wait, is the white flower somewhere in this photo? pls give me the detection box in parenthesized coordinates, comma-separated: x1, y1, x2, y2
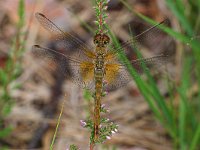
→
(106, 136, 111, 140)
(111, 130, 115, 134)
(101, 104, 106, 108)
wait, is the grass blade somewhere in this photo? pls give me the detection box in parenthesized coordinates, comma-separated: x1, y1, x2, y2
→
(50, 98, 66, 150)
(165, 0, 193, 35)
(189, 124, 200, 150)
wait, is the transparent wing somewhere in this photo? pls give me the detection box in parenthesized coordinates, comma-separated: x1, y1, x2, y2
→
(35, 12, 96, 60)
(68, 61, 96, 90)
(108, 20, 170, 59)
(32, 45, 95, 90)
(105, 55, 169, 90)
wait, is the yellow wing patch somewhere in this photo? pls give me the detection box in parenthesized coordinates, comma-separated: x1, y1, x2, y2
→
(80, 62, 95, 81)
(105, 64, 120, 84)
(85, 50, 96, 59)
(105, 51, 117, 60)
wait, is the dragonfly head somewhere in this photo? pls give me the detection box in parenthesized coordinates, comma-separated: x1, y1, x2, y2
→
(94, 33, 110, 47)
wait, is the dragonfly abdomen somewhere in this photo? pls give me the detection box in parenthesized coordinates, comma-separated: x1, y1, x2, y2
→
(93, 65, 104, 141)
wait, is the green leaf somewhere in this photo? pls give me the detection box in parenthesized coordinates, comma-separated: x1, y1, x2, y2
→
(12, 64, 22, 79)
(11, 82, 22, 90)
(5, 59, 12, 72)
(0, 69, 8, 86)
(83, 89, 93, 101)
(69, 144, 78, 150)
(2, 102, 13, 116)
(17, 0, 25, 28)
(0, 126, 13, 138)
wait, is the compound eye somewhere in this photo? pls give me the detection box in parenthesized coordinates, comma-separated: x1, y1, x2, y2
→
(94, 39, 98, 44)
(104, 40, 108, 45)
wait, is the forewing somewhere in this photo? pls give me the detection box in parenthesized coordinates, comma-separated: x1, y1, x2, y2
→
(35, 12, 95, 60)
(32, 45, 95, 90)
(108, 20, 170, 59)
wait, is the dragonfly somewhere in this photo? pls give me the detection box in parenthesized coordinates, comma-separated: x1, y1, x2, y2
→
(32, 12, 169, 142)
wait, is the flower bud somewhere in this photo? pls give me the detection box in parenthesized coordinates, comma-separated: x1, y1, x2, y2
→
(80, 120, 87, 127)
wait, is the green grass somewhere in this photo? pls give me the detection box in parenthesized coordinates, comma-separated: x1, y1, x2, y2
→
(50, 98, 66, 150)
(118, 0, 200, 149)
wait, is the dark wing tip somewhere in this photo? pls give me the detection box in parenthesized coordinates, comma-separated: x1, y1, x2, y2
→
(161, 18, 170, 26)
(32, 45, 42, 53)
(33, 44, 40, 48)
(35, 12, 45, 18)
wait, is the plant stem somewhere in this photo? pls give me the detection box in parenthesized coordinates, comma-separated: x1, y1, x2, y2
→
(99, 1, 103, 34)
(90, 142, 94, 150)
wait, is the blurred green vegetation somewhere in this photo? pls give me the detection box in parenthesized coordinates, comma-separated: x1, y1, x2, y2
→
(0, 0, 26, 145)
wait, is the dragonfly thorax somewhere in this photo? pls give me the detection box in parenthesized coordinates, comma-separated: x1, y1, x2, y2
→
(95, 54, 105, 69)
